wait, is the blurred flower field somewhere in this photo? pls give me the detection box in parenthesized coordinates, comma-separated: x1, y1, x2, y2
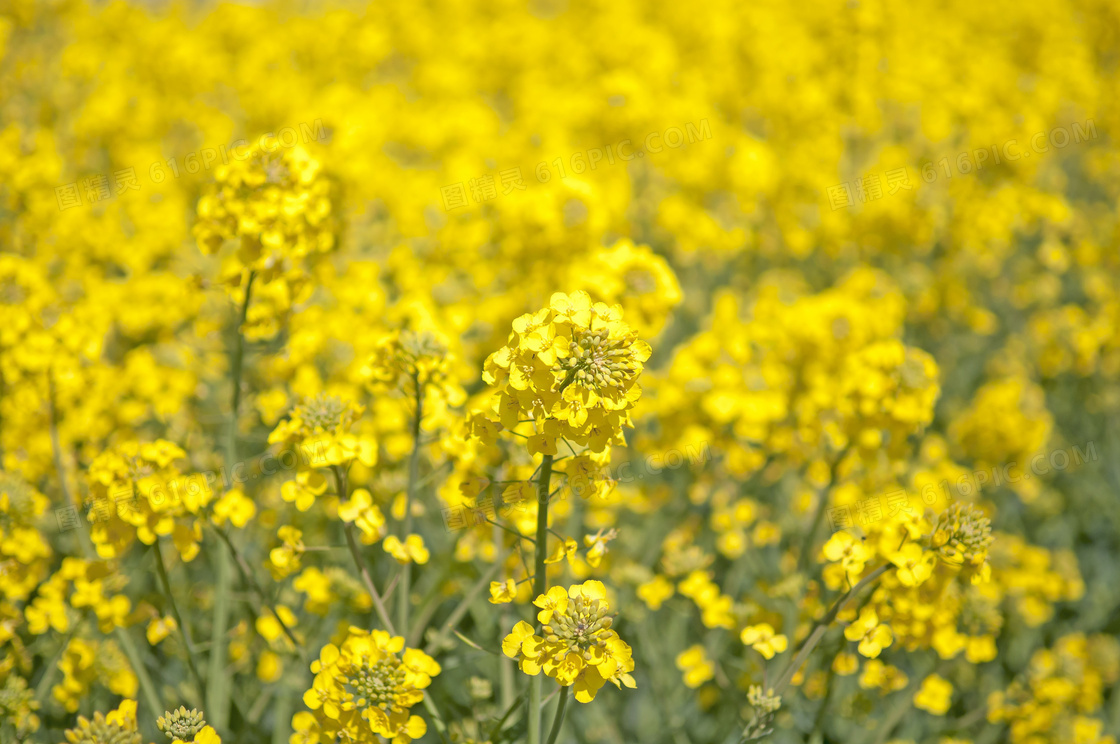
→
(2, 0, 1120, 743)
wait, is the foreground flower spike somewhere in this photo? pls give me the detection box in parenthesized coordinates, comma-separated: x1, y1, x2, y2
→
(62, 700, 146, 744)
(481, 290, 651, 454)
(502, 581, 636, 702)
(300, 627, 440, 744)
(269, 394, 377, 510)
(928, 501, 994, 581)
(156, 706, 220, 744)
(194, 142, 333, 278)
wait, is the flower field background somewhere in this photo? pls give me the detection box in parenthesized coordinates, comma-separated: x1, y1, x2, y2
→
(2, 0, 1120, 743)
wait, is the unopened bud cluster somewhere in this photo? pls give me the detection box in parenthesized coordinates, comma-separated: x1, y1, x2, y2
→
(157, 707, 206, 742)
(64, 712, 142, 744)
(747, 685, 782, 714)
(562, 332, 639, 390)
(293, 393, 353, 434)
(543, 593, 614, 656)
(927, 502, 994, 565)
(347, 653, 409, 712)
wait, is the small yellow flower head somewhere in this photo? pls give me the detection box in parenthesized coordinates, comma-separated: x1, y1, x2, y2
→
(583, 527, 619, 568)
(914, 674, 954, 715)
(480, 291, 651, 454)
(269, 394, 376, 481)
(844, 607, 894, 658)
(383, 534, 429, 565)
(0, 674, 39, 739)
(676, 645, 715, 688)
(157, 707, 206, 741)
(0, 472, 51, 603)
(888, 543, 937, 588)
(928, 502, 994, 567)
(194, 142, 334, 281)
(488, 579, 517, 604)
(740, 624, 789, 660)
(636, 575, 675, 610)
(338, 488, 386, 544)
(302, 628, 439, 744)
(146, 615, 178, 646)
(269, 526, 305, 580)
(365, 330, 465, 404)
(502, 581, 636, 702)
(85, 441, 207, 562)
(53, 639, 138, 712)
(286, 394, 360, 437)
(63, 700, 142, 744)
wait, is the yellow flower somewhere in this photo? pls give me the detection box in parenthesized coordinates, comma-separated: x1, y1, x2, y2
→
(859, 659, 909, 693)
(147, 614, 178, 646)
(889, 543, 937, 587)
(503, 581, 636, 702)
(269, 526, 305, 580)
(210, 488, 256, 528)
(479, 290, 650, 455)
(268, 394, 376, 477)
(636, 575, 675, 610)
(844, 607, 894, 659)
(301, 628, 439, 744)
(533, 586, 570, 624)
(488, 579, 517, 604)
(832, 652, 859, 675)
(194, 141, 334, 293)
(64, 700, 147, 744)
(676, 645, 715, 688)
(338, 488, 386, 544)
(383, 535, 429, 565)
(583, 528, 619, 568)
(822, 530, 869, 574)
(914, 674, 954, 715)
(740, 623, 789, 660)
(544, 536, 579, 565)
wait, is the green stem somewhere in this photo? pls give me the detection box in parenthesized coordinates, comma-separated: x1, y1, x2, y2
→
(272, 687, 292, 744)
(545, 685, 570, 744)
(399, 374, 424, 637)
(528, 453, 555, 744)
(346, 523, 397, 635)
(333, 465, 397, 635)
(420, 555, 504, 651)
(209, 524, 301, 649)
(489, 691, 525, 742)
(796, 450, 846, 575)
(114, 624, 163, 724)
(772, 562, 891, 696)
(153, 540, 207, 703)
(209, 270, 254, 731)
(422, 691, 451, 744)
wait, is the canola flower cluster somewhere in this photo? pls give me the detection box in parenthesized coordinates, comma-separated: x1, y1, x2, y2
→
(1, 0, 1120, 743)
